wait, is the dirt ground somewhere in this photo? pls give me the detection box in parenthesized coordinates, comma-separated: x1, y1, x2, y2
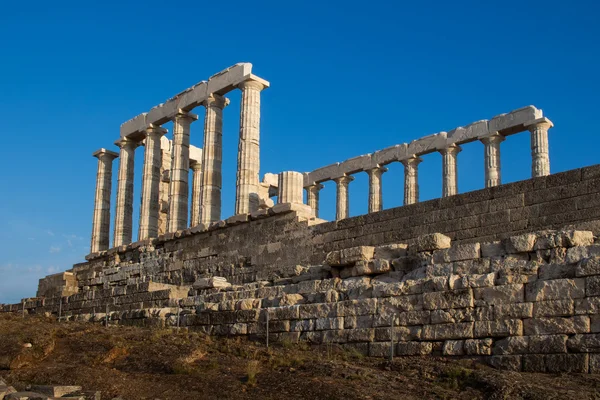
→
(0, 314, 598, 400)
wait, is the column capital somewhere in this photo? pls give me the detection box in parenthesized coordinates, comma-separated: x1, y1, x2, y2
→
(525, 117, 554, 131)
(401, 156, 422, 168)
(306, 183, 325, 191)
(366, 165, 388, 175)
(202, 94, 230, 109)
(143, 124, 168, 137)
(480, 132, 505, 145)
(114, 137, 140, 150)
(439, 144, 462, 156)
(237, 76, 269, 91)
(191, 161, 202, 171)
(334, 175, 355, 185)
(92, 148, 118, 160)
(173, 109, 199, 122)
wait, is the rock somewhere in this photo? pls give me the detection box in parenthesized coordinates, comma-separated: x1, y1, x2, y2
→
(422, 289, 474, 310)
(442, 340, 464, 355)
(493, 336, 529, 355)
(422, 322, 473, 340)
(22, 343, 32, 348)
(481, 241, 505, 258)
(576, 256, 600, 277)
(567, 333, 600, 353)
(503, 233, 537, 253)
(464, 338, 492, 355)
(561, 230, 594, 247)
(411, 233, 451, 253)
(396, 341, 432, 355)
(374, 244, 408, 260)
(340, 246, 375, 265)
(525, 278, 586, 302)
(494, 303, 533, 319)
(474, 285, 524, 305)
(29, 386, 82, 398)
(528, 334, 567, 353)
(524, 316, 590, 335)
(433, 243, 480, 263)
(488, 355, 522, 371)
(587, 276, 600, 296)
(474, 320, 523, 337)
(192, 277, 231, 290)
(6, 393, 49, 400)
(533, 300, 574, 317)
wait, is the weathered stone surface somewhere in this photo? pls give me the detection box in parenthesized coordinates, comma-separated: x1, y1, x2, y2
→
(576, 256, 600, 277)
(374, 244, 408, 260)
(493, 336, 529, 355)
(528, 334, 567, 353)
(5, 393, 49, 400)
(30, 386, 82, 398)
(538, 264, 576, 280)
(481, 242, 505, 258)
(587, 276, 600, 296)
(464, 338, 492, 355)
(503, 233, 537, 253)
(340, 246, 375, 265)
(422, 289, 473, 310)
(442, 340, 464, 355)
(474, 285, 524, 305)
(396, 341, 432, 356)
(192, 277, 231, 290)
(523, 354, 589, 373)
(494, 303, 533, 319)
(523, 316, 590, 335)
(567, 333, 600, 353)
(474, 320, 523, 337)
(487, 355, 522, 371)
(433, 243, 480, 263)
(525, 278, 586, 302)
(422, 322, 473, 340)
(411, 233, 451, 253)
(533, 300, 574, 317)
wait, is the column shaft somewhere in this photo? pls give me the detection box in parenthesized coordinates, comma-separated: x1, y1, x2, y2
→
(367, 166, 386, 213)
(91, 149, 118, 253)
(334, 175, 354, 220)
(113, 138, 138, 247)
(481, 133, 505, 188)
(190, 162, 202, 227)
(527, 118, 553, 178)
(278, 171, 304, 204)
(402, 156, 422, 205)
(440, 145, 461, 197)
(168, 111, 198, 232)
(138, 125, 167, 240)
(200, 95, 229, 225)
(306, 184, 323, 218)
(235, 80, 266, 215)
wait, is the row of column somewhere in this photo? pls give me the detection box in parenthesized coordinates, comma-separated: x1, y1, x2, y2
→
(90, 79, 267, 253)
(304, 118, 553, 221)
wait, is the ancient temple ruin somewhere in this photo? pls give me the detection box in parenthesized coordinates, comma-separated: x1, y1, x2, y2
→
(4, 63, 600, 374)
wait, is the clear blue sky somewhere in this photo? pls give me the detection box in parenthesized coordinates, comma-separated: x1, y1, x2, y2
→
(1, 0, 598, 304)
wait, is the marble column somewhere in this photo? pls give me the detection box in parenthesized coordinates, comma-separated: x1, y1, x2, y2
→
(91, 148, 118, 253)
(306, 184, 324, 218)
(138, 125, 167, 240)
(334, 175, 354, 220)
(480, 133, 505, 188)
(190, 161, 202, 227)
(199, 94, 229, 225)
(278, 171, 304, 204)
(440, 144, 462, 197)
(113, 138, 139, 247)
(367, 166, 387, 213)
(235, 80, 267, 215)
(167, 111, 198, 233)
(526, 117, 553, 178)
(401, 156, 422, 205)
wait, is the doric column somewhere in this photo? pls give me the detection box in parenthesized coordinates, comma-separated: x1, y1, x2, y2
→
(367, 166, 387, 213)
(306, 184, 324, 218)
(167, 110, 198, 233)
(440, 144, 462, 197)
(91, 148, 118, 253)
(334, 175, 354, 220)
(278, 171, 304, 204)
(480, 133, 505, 188)
(401, 156, 422, 205)
(138, 125, 167, 240)
(199, 94, 229, 225)
(190, 161, 202, 227)
(526, 117, 553, 178)
(113, 138, 139, 247)
(235, 79, 267, 215)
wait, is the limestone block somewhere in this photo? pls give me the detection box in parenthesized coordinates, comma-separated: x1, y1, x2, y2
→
(298, 303, 334, 319)
(480, 241, 506, 258)
(442, 340, 465, 356)
(590, 354, 600, 373)
(192, 277, 231, 290)
(5, 392, 50, 400)
(464, 338, 493, 355)
(336, 299, 377, 316)
(372, 144, 408, 166)
(290, 319, 314, 332)
(377, 295, 424, 320)
(528, 334, 568, 353)
(406, 132, 447, 155)
(487, 355, 522, 371)
(473, 284, 524, 305)
(433, 243, 480, 263)
(307, 163, 341, 184)
(493, 336, 529, 355)
(593, 315, 600, 332)
(447, 120, 488, 145)
(339, 154, 371, 175)
(397, 310, 431, 326)
(268, 305, 299, 321)
(523, 354, 588, 373)
(422, 322, 473, 340)
(576, 256, 600, 277)
(523, 316, 590, 335)
(533, 300, 574, 318)
(562, 230, 594, 247)
(488, 105, 543, 135)
(574, 297, 600, 315)
(315, 317, 343, 330)
(587, 276, 600, 296)
(525, 278, 586, 302)
(325, 251, 341, 266)
(369, 342, 394, 357)
(346, 328, 375, 342)
(341, 246, 375, 265)
(534, 232, 564, 250)
(474, 319, 523, 337)
(396, 341, 433, 356)
(374, 244, 408, 260)
(453, 259, 492, 275)
(537, 264, 576, 280)
(503, 233, 537, 254)
(448, 275, 468, 290)
(344, 315, 374, 329)
(565, 245, 600, 264)
(566, 333, 600, 353)
(423, 289, 474, 310)
(411, 233, 451, 253)
(375, 326, 421, 341)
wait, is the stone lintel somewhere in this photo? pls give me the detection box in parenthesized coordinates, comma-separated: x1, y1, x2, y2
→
(406, 132, 448, 155)
(488, 105, 543, 136)
(447, 120, 489, 145)
(92, 148, 119, 159)
(189, 145, 203, 165)
(339, 154, 372, 175)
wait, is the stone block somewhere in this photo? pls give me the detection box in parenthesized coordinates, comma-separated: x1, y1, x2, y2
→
(336, 298, 377, 317)
(5, 392, 50, 400)
(528, 334, 567, 353)
(422, 289, 473, 310)
(488, 105, 542, 134)
(593, 315, 600, 332)
(397, 310, 430, 326)
(576, 256, 600, 277)
(481, 241, 505, 258)
(574, 297, 600, 315)
(345, 328, 375, 342)
(442, 340, 465, 355)
(590, 354, 600, 373)
(464, 338, 493, 355)
(340, 246, 375, 265)
(525, 278, 586, 302)
(567, 333, 600, 353)
(374, 244, 408, 260)
(587, 276, 600, 296)
(503, 233, 537, 254)
(562, 230, 595, 247)
(474, 319, 523, 337)
(474, 284, 524, 305)
(433, 243, 480, 263)
(533, 300, 574, 317)
(537, 264, 576, 280)
(422, 322, 473, 340)
(315, 317, 343, 330)
(192, 277, 231, 290)
(524, 354, 589, 373)
(396, 341, 433, 356)
(493, 336, 529, 355)
(523, 316, 590, 335)
(411, 233, 451, 253)
(375, 326, 421, 342)
(487, 355, 522, 371)
(298, 303, 334, 319)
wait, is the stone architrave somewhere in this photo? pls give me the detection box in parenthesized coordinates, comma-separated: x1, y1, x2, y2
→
(401, 156, 422, 205)
(278, 171, 304, 204)
(190, 161, 202, 227)
(306, 184, 324, 218)
(526, 117, 553, 178)
(138, 125, 167, 240)
(440, 144, 462, 197)
(480, 132, 505, 188)
(199, 94, 229, 225)
(334, 175, 354, 220)
(367, 166, 387, 213)
(113, 138, 139, 247)
(91, 148, 118, 253)
(167, 110, 198, 233)
(235, 80, 267, 215)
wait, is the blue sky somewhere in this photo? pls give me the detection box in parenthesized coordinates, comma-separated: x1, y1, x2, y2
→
(1, 0, 599, 304)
